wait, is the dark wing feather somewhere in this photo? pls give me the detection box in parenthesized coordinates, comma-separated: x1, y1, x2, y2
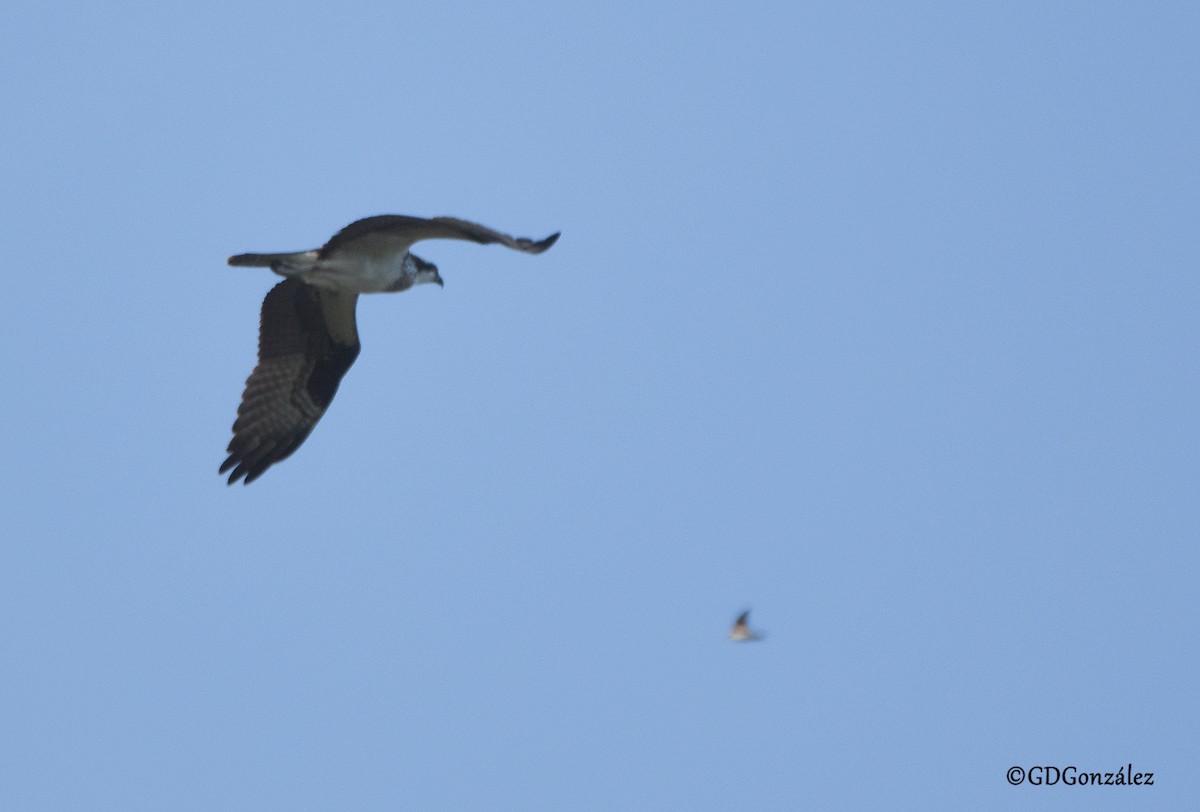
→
(319, 214, 560, 259)
(220, 278, 360, 485)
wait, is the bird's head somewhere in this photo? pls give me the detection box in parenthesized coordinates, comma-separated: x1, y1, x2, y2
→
(406, 253, 444, 288)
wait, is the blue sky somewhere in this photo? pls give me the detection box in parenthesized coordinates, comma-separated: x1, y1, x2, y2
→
(2, 1, 1197, 809)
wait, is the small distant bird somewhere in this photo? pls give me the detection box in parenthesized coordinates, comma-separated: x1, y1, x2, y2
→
(220, 214, 560, 484)
(729, 610, 765, 642)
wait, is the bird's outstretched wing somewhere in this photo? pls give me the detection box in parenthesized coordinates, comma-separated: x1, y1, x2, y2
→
(221, 278, 361, 485)
(319, 215, 560, 260)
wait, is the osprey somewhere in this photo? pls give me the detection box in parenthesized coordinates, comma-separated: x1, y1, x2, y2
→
(220, 214, 559, 485)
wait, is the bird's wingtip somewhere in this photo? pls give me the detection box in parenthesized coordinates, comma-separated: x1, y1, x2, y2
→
(532, 231, 561, 253)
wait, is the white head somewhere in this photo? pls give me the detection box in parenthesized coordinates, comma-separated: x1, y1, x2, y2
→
(405, 253, 444, 288)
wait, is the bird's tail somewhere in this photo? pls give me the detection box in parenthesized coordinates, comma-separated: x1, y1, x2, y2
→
(227, 250, 319, 274)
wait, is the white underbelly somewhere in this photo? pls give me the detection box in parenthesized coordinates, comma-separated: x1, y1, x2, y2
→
(303, 254, 407, 293)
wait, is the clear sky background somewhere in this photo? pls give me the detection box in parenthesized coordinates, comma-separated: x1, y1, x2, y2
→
(2, 2, 1197, 809)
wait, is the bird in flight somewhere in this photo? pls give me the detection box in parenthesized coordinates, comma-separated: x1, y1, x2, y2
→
(220, 214, 560, 485)
(729, 610, 765, 642)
